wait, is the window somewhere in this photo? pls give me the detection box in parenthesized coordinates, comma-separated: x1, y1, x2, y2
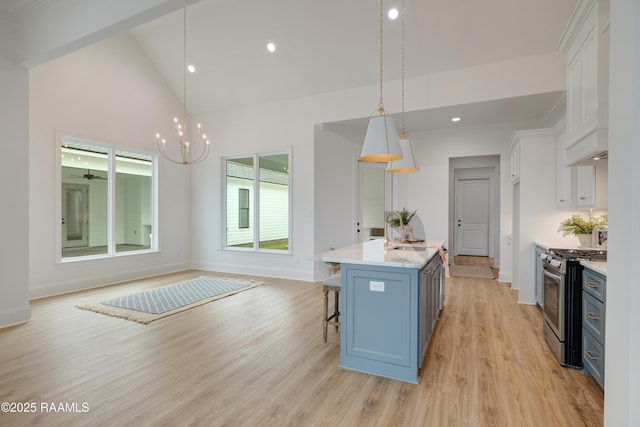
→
(59, 133, 155, 261)
(238, 188, 250, 229)
(224, 152, 290, 252)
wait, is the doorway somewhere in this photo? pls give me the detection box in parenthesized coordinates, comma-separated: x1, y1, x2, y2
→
(455, 177, 490, 256)
(62, 183, 89, 249)
(356, 161, 390, 243)
(449, 157, 500, 263)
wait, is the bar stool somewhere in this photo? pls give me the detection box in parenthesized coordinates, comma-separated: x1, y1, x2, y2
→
(323, 273, 341, 342)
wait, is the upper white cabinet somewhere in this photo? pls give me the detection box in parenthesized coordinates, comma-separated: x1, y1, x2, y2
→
(558, 0, 609, 166)
(555, 116, 607, 209)
(510, 142, 520, 183)
(575, 165, 596, 207)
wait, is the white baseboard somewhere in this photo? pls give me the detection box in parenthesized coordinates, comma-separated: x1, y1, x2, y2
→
(0, 305, 31, 329)
(190, 261, 316, 282)
(29, 262, 190, 300)
(498, 271, 512, 283)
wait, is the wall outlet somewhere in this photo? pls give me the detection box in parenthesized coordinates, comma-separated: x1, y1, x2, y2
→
(369, 281, 385, 292)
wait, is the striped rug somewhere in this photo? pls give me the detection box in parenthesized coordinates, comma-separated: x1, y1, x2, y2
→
(77, 276, 264, 324)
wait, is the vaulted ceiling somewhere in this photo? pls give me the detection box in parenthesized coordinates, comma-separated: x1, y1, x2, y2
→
(2, 0, 579, 131)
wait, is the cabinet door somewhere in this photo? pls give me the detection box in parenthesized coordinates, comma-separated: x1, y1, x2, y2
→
(580, 26, 598, 131)
(576, 165, 595, 207)
(567, 50, 582, 140)
(510, 144, 520, 183)
(557, 165, 574, 208)
(535, 246, 545, 307)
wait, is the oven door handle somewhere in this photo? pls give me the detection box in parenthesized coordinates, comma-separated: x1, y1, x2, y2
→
(543, 268, 562, 282)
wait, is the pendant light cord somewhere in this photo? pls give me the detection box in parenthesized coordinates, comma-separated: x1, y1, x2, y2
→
(401, 0, 406, 133)
(183, 8, 187, 133)
(378, 0, 384, 111)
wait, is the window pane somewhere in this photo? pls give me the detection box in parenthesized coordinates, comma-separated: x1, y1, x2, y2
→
(115, 150, 153, 253)
(226, 157, 254, 248)
(238, 188, 250, 229)
(259, 153, 289, 250)
(60, 142, 109, 258)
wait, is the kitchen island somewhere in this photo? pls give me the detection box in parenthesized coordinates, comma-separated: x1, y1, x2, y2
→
(319, 239, 445, 384)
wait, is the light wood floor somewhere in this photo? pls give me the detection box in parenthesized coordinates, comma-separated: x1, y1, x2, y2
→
(0, 270, 603, 426)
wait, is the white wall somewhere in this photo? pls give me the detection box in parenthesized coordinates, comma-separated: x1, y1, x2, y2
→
(511, 129, 578, 304)
(0, 14, 31, 326)
(28, 33, 192, 298)
(190, 53, 568, 282)
(605, 0, 639, 424)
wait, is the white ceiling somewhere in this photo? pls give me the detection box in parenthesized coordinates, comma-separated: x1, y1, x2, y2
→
(3, 0, 579, 132)
(127, 0, 578, 132)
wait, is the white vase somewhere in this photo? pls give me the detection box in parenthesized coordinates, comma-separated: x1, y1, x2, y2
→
(577, 234, 592, 247)
(400, 224, 414, 240)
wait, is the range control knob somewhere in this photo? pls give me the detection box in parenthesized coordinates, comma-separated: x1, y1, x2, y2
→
(550, 259, 562, 268)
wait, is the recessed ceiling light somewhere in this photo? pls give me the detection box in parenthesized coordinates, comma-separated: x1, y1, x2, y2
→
(451, 117, 461, 122)
(267, 42, 276, 53)
(388, 8, 399, 20)
(187, 64, 196, 73)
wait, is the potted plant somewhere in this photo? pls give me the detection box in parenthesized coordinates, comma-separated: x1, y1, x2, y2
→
(389, 207, 417, 240)
(558, 214, 608, 247)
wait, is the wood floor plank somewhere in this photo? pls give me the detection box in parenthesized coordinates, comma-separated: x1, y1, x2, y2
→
(0, 270, 603, 426)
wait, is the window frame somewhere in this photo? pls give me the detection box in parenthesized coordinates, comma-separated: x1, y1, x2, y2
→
(55, 130, 158, 263)
(222, 149, 291, 254)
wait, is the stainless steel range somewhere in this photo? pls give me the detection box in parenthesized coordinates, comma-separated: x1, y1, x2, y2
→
(540, 248, 607, 368)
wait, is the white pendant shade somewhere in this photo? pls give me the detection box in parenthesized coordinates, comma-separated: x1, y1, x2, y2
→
(387, 134, 419, 173)
(359, 114, 403, 162)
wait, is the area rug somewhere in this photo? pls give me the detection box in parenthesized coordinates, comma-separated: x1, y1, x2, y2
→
(449, 264, 495, 279)
(76, 276, 264, 324)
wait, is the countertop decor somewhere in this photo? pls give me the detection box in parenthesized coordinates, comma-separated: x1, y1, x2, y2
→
(558, 214, 608, 247)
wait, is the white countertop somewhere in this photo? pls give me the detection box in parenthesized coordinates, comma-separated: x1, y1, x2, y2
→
(581, 261, 607, 276)
(317, 239, 445, 269)
(534, 240, 604, 251)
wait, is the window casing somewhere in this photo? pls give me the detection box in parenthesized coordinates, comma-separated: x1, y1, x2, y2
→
(223, 152, 290, 252)
(58, 132, 156, 261)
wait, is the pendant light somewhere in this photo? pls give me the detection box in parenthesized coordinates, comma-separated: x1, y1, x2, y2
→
(387, 0, 419, 173)
(360, 0, 402, 163)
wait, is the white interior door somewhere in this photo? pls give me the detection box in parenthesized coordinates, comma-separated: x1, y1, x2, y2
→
(62, 183, 89, 248)
(455, 178, 490, 256)
(356, 162, 388, 243)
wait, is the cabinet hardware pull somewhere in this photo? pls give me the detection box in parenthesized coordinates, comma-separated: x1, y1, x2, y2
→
(586, 311, 599, 320)
(585, 350, 600, 361)
(579, 196, 587, 200)
(586, 282, 599, 288)
(559, 199, 565, 202)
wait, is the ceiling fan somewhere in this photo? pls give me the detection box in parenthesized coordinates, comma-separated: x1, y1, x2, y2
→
(70, 169, 107, 181)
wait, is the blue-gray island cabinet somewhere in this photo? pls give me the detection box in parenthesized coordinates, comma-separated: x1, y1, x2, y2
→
(319, 239, 445, 384)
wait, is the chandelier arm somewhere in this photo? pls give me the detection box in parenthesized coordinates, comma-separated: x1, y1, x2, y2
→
(158, 139, 187, 165)
(187, 142, 210, 164)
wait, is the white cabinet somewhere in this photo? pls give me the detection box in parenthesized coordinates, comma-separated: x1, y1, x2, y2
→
(556, 118, 605, 209)
(576, 165, 595, 207)
(556, 121, 574, 208)
(559, 0, 609, 166)
(510, 142, 520, 183)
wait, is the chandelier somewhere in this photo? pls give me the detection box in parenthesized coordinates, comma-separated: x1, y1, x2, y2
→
(156, 8, 210, 165)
